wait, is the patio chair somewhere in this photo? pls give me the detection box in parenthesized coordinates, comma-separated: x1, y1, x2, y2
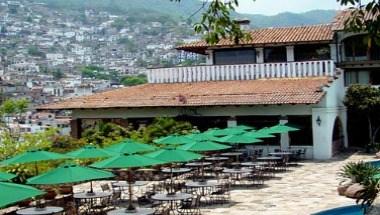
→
(100, 183, 111, 192)
(210, 182, 230, 204)
(177, 195, 201, 215)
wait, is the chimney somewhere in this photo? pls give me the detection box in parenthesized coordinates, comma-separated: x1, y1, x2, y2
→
(235, 19, 251, 30)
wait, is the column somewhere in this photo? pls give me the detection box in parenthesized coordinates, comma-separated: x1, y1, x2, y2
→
(312, 108, 336, 160)
(205, 50, 214, 65)
(70, 118, 82, 138)
(279, 116, 289, 150)
(286, 46, 295, 62)
(255, 48, 264, 63)
(227, 116, 237, 127)
(329, 44, 338, 63)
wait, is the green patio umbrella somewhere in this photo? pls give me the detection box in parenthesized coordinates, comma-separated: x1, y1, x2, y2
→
(232, 125, 255, 130)
(216, 134, 263, 145)
(153, 135, 194, 145)
(145, 147, 202, 193)
(0, 182, 45, 208)
(90, 154, 165, 212)
(178, 141, 231, 152)
(0, 171, 16, 181)
(27, 163, 114, 193)
(178, 141, 231, 181)
(66, 145, 117, 159)
(243, 131, 276, 138)
(269, 124, 300, 133)
(204, 127, 246, 136)
(185, 133, 221, 142)
(0, 149, 69, 175)
(105, 139, 157, 154)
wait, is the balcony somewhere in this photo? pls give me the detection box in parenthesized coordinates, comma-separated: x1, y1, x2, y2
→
(147, 60, 336, 84)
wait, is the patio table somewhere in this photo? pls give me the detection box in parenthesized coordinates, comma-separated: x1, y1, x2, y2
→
(16, 206, 64, 215)
(257, 156, 282, 161)
(221, 152, 243, 164)
(112, 181, 149, 187)
(204, 156, 229, 161)
(185, 162, 212, 167)
(161, 168, 192, 174)
(107, 207, 155, 215)
(74, 191, 112, 213)
(151, 193, 192, 215)
(240, 162, 259, 167)
(223, 168, 251, 181)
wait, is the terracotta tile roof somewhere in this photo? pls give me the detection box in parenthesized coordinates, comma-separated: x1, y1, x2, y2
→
(332, 10, 380, 31)
(177, 25, 334, 54)
(38, 77, 330, 110)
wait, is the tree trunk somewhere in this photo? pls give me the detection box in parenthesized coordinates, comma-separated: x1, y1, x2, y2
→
(367, 116, 373, 153)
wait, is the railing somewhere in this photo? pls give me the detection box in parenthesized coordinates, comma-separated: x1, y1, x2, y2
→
(147, 60, 336, 83)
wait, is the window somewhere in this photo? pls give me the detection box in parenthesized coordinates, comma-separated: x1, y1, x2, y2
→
(264, 47, 286, 63)
(294, 44, 331, 61)
(344, 35, 368, 61)
(213, 49, 256, 65)
(288, 116, 313, 146)
(344, 70, 370, 86)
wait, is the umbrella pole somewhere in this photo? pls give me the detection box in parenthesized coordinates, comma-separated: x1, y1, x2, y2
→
(127, 169, 135, 211)
(90, 181, 93, 193)
(170, 164, 173, 194)
(34, 162, 38, 175)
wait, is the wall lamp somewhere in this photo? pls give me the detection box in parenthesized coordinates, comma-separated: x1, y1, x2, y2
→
(316, 116, 322, 126)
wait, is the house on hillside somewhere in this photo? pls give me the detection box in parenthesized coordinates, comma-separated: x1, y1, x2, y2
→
(38, 10, 378, 160)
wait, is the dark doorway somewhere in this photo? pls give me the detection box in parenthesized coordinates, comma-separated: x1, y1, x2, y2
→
(332, 117, 345, 155)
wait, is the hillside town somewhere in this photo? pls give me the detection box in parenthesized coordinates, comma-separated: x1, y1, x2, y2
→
(0, 0, 202, 133)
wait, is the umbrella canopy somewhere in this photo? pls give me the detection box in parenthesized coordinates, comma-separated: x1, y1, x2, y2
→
(269, 124, 300, 133)
(204, 127, 246, 136)
(27, 163, 114, 185)
(243, 131, 276, 139)
(0, 182, 45, 208)
(185, 133, 221, 142)
(145, 148, 202, 163)
(178, 141, 231, 152)
(66, 145, 117, 159)
(106, 139, 157, 154)
(90, 154, 166, 169)
(231, 125, 255, 130)
(0, 149, 68, 166)
(153, 135, 194, 145)
(0, 171, 16, 181)
(216, 134, 263, 145)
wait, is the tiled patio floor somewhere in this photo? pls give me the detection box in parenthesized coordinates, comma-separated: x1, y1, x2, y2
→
(74, 152, 376, 215)
(203, 153, 375, 215)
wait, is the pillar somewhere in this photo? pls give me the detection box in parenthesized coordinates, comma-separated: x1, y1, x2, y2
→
(312, 108, 337, 159)
(227, 116, 237, 127)
(255, 48, 264, 63)
(70, 118, 82, 139)
(286, 46, 295, 62)
(329, 44, 338, 63)
(205, 50, 214, 65)
(279, 116, 289, 150)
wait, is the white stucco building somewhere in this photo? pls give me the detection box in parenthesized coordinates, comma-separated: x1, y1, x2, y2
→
(40, 11, 378, 160)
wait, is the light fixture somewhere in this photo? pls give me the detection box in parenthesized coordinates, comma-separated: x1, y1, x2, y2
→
(316, 116, 322, 126)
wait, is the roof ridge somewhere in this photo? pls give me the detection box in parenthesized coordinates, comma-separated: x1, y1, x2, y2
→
(249, 23, 332, 31)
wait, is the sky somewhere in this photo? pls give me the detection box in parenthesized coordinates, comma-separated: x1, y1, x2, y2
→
(235, 0, 349, 15)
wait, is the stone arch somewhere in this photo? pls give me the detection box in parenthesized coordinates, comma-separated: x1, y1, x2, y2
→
(332, 117, 345, 156)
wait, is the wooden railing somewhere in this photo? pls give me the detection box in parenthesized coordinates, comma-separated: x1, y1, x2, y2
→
(147, 60, 336, 83)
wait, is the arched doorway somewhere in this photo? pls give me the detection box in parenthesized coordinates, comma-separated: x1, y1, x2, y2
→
(332, 117, 345, 156)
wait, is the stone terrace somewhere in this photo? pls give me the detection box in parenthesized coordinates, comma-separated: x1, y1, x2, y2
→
(73, 153, 376, 215)
(203, 153, 375, 215)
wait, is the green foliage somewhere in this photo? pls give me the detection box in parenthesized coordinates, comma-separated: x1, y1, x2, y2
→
(81, 122, 128, 147)
(27, 45, 45, 58)
(129, 117, 195, 143)
(117, 37, 138, 52)
(52, 69, 65, 80)
(339, 161, 380, 208)
(81, 65, 120, 81)
(121, 74, 147, 86)
(111, 18, 126, 30)
(0, 98, 29, 117)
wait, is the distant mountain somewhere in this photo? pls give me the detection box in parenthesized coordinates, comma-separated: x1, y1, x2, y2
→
(36, 0, 337, 27)
(242, 10, 338, 28)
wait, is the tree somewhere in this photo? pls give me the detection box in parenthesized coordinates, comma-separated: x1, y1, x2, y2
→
(339, 0, 380, 57)
(121, 74, 147, 86)
(344, 84, 380, 151)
